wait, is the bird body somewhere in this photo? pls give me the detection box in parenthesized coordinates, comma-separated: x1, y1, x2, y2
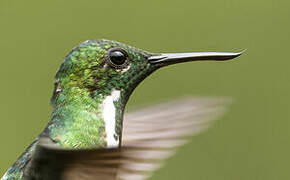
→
(1, 39, 243, 180)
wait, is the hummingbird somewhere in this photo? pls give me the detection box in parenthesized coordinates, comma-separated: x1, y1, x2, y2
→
(1, 39, 244, 180)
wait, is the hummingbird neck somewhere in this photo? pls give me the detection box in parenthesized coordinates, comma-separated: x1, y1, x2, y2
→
(45, 87, 124, 149)
(100, 89, 122, 147)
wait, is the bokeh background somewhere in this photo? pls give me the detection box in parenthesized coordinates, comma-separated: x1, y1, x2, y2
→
(0, 0, 289, 179)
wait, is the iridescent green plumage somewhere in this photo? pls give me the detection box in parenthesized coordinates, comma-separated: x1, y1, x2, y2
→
(2, 39, 158, 180)
(1, 39, 243, 180)
(46, 39, 157, 149)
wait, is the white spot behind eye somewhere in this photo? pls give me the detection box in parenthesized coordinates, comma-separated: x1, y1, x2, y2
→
(56, 88, 62, 93)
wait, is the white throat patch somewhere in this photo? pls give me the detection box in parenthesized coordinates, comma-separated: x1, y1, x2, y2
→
(102, 90, 121, 147)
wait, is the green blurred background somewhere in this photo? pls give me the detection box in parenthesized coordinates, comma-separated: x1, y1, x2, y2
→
(0, 0, 289, 179)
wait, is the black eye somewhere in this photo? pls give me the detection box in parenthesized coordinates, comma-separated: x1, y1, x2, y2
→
(107, 48, 129, 68)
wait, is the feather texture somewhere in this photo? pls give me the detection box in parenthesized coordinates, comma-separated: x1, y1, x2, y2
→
(28, 97, 230, 180)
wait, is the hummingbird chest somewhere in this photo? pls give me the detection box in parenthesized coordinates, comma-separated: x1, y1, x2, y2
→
(47, 89, 122, 149)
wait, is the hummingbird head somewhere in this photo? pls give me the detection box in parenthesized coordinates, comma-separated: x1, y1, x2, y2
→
(47, 39, 244, 148)
(52, 39, 243, 106)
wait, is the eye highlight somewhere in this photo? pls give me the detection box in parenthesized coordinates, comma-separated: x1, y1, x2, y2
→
(107, 48, 129, 68)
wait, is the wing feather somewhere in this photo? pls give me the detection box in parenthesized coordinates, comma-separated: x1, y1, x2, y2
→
(117, 98, 229, 180)
(29, 97, 230, 180)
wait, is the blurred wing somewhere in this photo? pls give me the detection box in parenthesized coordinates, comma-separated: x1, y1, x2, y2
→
(28, 138, 122, 180)
(33, 97, 229, 180)
(117, 97, 229, 180)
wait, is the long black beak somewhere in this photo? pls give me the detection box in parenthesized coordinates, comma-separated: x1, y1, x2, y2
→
(148, 50, 245, 65)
